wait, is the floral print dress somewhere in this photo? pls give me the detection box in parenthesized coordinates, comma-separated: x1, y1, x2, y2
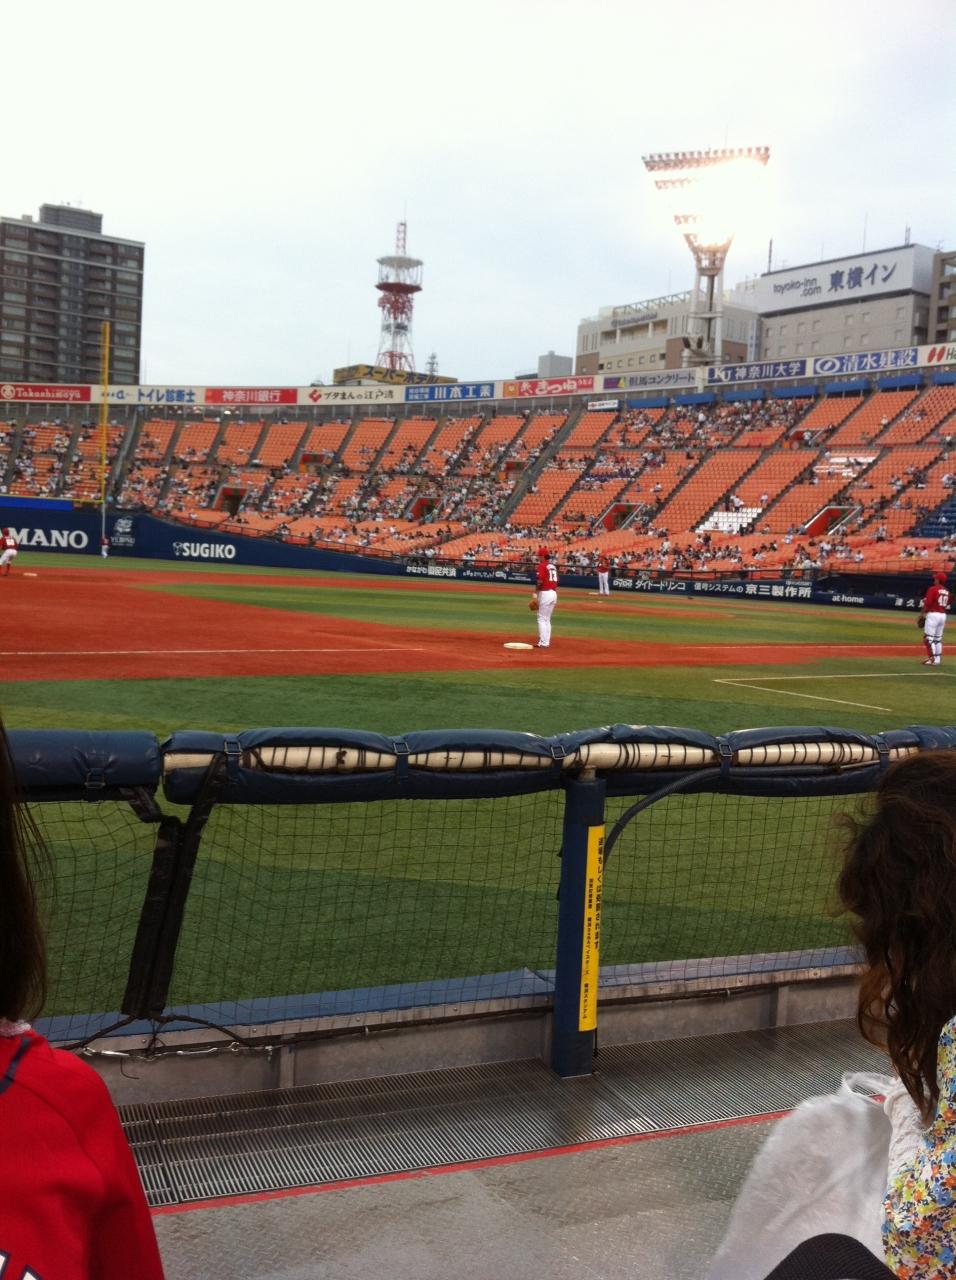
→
(883, 1016, 956, 1276)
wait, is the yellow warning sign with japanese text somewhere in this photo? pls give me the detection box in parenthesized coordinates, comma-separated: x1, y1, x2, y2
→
(579, 824, 605, 1031)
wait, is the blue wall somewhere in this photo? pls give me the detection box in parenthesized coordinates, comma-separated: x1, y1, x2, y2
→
(0, 502, 938, 613)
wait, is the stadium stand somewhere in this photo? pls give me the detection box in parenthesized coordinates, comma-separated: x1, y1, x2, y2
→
(825, 389, 918, 447)
(653, 448, 762, 531)
(63, 424, 124, 502)
(877, 383, 956, 444)
(255, 421, 309, 467)
(215, 421, 265, 465)
(371, 416, 436, 472)
(298, 421, 351, 466)
(172, 419, 220, 462)
(417, 416, 482, 476)
(338, 417, 394, 472)
(789, 395, 861, 440)
(8, 381, 952, 578)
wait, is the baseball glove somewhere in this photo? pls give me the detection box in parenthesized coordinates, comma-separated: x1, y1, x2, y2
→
(917, 614, 926, 629)
(529, 598, 538, 612)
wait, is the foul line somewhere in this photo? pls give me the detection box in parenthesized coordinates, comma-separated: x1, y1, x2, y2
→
(0, 647, 428, 657)
(718, 672, 955, 681)
(713, 678, 892, 712)
(715, 669, 955, 713)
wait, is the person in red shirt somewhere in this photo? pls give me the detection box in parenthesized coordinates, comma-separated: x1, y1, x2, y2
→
(0, 528, 18, 577)
(532, 546, 558, 648)
(596, 554, 611, 597)
(0, 720, 165, 1279)
(920, 570, 950, 666)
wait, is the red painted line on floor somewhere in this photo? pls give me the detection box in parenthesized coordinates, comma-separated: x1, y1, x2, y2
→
(149, 1108, 788, 1217)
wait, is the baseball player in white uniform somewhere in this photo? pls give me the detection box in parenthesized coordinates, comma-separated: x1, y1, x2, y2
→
(0, 529, 18, 576)
(533, 546, 558, 648)
(596, 554, 611, 596)
(921, 570, 950, 665)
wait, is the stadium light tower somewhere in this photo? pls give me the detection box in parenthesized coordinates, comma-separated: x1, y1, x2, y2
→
(375, 220, 423, 372)
(643, 147, 770, 366)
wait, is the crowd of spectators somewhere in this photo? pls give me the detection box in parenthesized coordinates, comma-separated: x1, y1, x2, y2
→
(3, 394, 956, 576)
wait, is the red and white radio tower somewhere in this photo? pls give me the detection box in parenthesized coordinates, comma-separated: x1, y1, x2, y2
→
(375, 220, 423, 372)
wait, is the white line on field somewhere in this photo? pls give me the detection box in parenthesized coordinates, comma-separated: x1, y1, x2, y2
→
(718, 672, 956, 681)
(713, 679, 891, 712)
(0, 647, 428, 657)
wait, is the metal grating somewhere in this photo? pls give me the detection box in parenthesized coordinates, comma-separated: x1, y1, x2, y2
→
(123, 1021, 888, 1208)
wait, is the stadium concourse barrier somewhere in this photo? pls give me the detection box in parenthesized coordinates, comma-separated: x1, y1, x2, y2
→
(14, 722, 956, 1090)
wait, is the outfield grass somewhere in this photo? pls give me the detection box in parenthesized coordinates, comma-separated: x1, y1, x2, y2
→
(5, 660, 950, 740)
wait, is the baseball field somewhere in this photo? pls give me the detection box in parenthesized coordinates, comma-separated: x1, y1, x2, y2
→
(4, 553, 947, 1019)
(1, 552, 946, 737)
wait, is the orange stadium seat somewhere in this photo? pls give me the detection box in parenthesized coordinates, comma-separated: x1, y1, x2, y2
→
(518, 412, 567, 452)
(135, 420, 176, 461)
(734, 450, 816, 508)
(173, 420, 219, 463)
(509, 464, 586, 527)
(215, 421, 266, 465)
(759, 465, 853, 534)
(466, 415, 524, 455)
(418, 418, 481, 476)
(792, 396, 862, 440)
(619, 453, 690, 506)
(877, 385, 956, 444)
(654, 449, 761, 531)
(560, 411, 615, 449)
(256, 422, 310, 467)
(339, 418, 394, 472)
(299, 421, 351, 465)
(826, 390, 917, 448)
(602, 408, 665, 448)
(375, 417, 438, 471)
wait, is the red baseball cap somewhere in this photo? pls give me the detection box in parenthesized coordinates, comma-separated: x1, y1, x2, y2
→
(537, 546, 550, 559)
(934, 570, 948, 583)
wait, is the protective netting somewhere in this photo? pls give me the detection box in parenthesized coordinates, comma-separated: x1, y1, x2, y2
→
(162, 792, 565, 1028)
(17, 727, 905, 1045)
(601, 790, 867, 987)
(30, 800, 158, 1043)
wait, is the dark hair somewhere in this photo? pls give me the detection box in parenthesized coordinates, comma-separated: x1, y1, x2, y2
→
(838, 751, 956, 1120)
(0, 721, 47, 1022)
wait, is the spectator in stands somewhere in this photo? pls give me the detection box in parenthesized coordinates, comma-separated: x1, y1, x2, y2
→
(0, 719, 165, 1277)
(838, 751, 956, 1276)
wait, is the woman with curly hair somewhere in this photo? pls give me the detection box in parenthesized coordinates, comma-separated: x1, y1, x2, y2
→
(0, 720, 165, 1278)
(838, 749, 956, 1276)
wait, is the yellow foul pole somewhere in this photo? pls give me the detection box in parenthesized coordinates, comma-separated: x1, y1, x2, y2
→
(100, 320, 110, 554)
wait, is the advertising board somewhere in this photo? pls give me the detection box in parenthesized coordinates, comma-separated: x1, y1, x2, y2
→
(405, 382, 495, 402)
(502, 376, 595, 398)
(753, 244, 935, 314)
(1, 383, 91, 403)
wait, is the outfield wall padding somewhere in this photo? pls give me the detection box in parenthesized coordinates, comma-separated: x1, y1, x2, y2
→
(0, 502, 943, 610)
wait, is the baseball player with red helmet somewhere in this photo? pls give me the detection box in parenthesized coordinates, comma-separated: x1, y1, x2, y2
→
(0, 529, 17, 577)
(920, 570, 950, 665)
(532, 546, 558, 648)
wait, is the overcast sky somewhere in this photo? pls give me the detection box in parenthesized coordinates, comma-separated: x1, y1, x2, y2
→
(6, 0, 955, 384)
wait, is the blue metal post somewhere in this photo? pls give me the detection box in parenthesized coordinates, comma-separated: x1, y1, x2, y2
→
(551, 772, 606, 1078)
